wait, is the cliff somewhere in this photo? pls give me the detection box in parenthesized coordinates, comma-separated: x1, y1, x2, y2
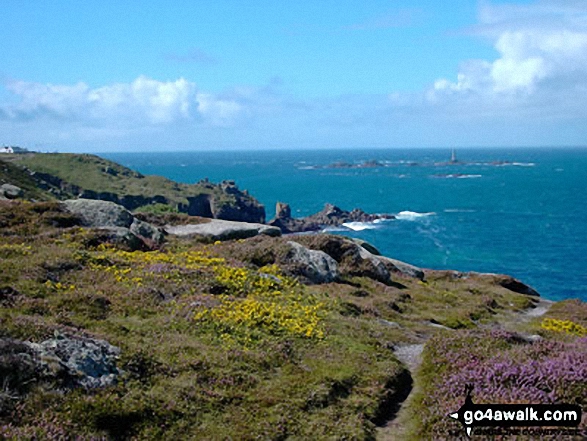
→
(2, 153, 265, 223)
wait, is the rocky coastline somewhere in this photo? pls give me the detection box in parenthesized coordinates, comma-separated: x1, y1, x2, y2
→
(1, 152, 585, 439)
(268, 202, 394, 234)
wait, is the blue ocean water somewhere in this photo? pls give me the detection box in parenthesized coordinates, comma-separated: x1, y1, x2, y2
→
(103, 148, 587, 302)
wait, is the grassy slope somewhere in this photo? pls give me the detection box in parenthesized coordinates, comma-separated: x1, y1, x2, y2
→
(2, 201, 583, 439)
(9, 153, 219, 208)
(0, 158, 55, 201)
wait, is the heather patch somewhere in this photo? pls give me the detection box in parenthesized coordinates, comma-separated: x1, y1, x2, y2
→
(2, 200, 586, 439)
(411, 330, 587, 439)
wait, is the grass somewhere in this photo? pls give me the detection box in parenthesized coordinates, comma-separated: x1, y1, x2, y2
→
(0, 201, 407, 439)
(1, 202, 585, 439)
(5, 153, 260, 216)
(0, 158, 55, 201)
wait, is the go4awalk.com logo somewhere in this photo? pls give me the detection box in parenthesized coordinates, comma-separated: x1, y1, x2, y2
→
(449, 385, 582, 437)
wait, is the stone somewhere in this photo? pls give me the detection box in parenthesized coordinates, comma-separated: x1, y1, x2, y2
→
(0, 183, 24, 199)
(285, 241, 340, 284)
(62, 199, 164, 248)
(165, 219, 281, 241)
(289, 235, 424, 285)
(0, 335, 121, 395)
(27, 334, 121, 389)
(377, 255, 425, 280)
(349, 238, 381, 255)
(130, 218, 165, 244)
(62, 199, 134, 228)
(269, 202, 394, 233)
(275, 202, 291, 219)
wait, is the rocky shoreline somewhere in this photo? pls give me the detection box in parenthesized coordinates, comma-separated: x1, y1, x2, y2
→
(268, 202, 394, 234)
(1, 152, 585, 439)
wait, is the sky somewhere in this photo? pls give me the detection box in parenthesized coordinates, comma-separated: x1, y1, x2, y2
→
(1, 0, 587, 152)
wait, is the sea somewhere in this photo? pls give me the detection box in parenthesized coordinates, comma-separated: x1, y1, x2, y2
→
(102, 148, 587, 303)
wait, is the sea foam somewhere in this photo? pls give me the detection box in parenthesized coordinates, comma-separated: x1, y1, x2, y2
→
(395, 211, 436, 221)
(341, 221, 379, 231)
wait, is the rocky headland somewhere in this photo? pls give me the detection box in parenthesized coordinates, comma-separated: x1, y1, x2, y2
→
(1, 153, 266, 223)
(0, 152, 585, 440)
(269, 202, 394, 233)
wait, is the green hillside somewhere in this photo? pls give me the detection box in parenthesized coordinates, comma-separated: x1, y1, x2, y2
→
(7, 153, 265, 221)
(0, 157, 55, 201)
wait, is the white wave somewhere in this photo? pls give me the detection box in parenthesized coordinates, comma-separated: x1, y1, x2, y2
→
(457, 174, 482, 179)
(495, 162, 535, 167)
(297, 166, 317, 170)
(444, 209, 476, 213)
(322, 226, 347, 233)
(341, 221, 378, 231)
(431, 173, 482, 179)
(395, 211, 436, 221)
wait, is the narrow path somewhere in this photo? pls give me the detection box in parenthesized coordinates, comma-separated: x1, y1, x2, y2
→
(376, 344, 423, 440)
(375, 299, 553, 440)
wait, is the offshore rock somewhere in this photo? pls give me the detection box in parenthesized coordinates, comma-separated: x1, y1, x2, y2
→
(275, 202, 291, 219)
(269, 203, 394, 233)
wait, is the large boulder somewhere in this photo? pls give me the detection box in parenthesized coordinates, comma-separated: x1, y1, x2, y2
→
(0, 334, 121, 400)
(165, 219, 281, 242)
(426, 271, 540, 297)
(27, 334, 121, 389)
(129, 218, 165, 245)
(290, 234, 424, 284)
(62, 199, 164, 248)
(286, 241, 340, 284)
(0, 183, 24, 200)
(62, 199, 134, 228)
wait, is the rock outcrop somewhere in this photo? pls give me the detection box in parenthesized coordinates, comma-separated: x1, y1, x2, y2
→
(285, 241, 340, 284)
(290, 234, 424, 284)
(0, 183, 23, 200)
(425, 270, 540, 297)
(183, 181, 266, 223)
(0, 334, 121, 399)
(269, 202, 393, 233)
(27, 334, 121, 389)
(62, 199, 164, 249)
(165, 218, 281, 242)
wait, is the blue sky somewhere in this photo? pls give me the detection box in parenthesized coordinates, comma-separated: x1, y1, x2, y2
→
(1, 0, 587, 151)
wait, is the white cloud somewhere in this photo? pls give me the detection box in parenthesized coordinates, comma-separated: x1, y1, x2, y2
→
(433, 2, 587, 97)
(1, 76, 243, 127)
(196, 93, 242, 127)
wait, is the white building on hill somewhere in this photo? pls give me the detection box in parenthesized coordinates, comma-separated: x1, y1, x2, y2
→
(1, 146, 14, 153)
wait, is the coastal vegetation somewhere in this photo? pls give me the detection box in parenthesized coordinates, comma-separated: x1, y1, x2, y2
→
(1, 154, 265, 222)
(0, 153, 585, 439)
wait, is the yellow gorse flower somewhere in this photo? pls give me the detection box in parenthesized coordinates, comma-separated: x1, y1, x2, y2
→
(83, 245, 328, 340)
(541, 318, 587, 337)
